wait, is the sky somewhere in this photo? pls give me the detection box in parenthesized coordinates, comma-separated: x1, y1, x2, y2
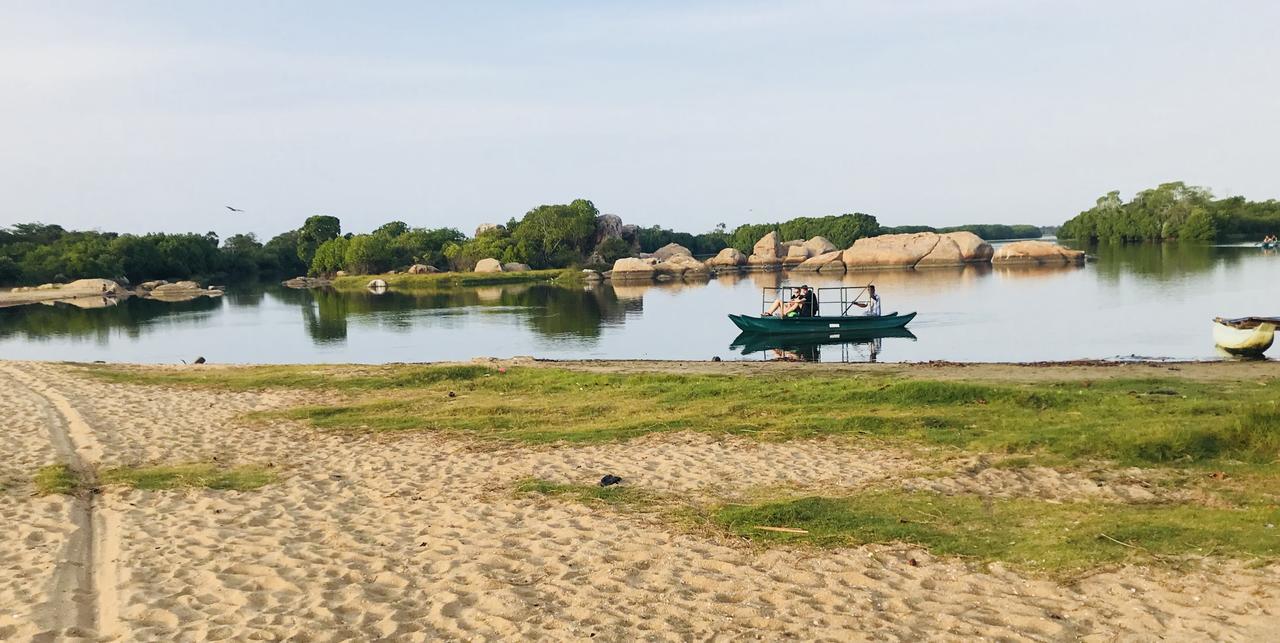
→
(2, 0, 1278, 241)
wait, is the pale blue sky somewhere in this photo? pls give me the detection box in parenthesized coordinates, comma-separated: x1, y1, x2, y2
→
(2, 1, 1277, 240)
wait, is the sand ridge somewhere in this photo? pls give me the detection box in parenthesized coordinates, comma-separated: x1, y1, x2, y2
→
(0, 360, 1276, 640)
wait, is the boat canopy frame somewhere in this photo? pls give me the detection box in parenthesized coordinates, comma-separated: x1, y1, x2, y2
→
(762, 285, 874, 317)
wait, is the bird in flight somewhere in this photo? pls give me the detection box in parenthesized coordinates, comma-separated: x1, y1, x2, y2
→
(225, 206, 245, 212)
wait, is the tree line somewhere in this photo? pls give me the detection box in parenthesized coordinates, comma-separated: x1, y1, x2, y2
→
(1, 199, 1045, 286)
(1059, 181, 1280, 243)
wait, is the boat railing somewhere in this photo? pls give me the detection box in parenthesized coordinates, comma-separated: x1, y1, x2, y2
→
(761, 285, 873, 317)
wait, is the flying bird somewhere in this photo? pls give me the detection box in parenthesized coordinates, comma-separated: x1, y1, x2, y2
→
(225, 206, 245, 212)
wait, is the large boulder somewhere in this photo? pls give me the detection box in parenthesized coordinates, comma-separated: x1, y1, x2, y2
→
(783, 244, 811, 267)
(611, 257, 657, 280)
(992, 241, 1086, 265)
(407, 264, 439, 274)
(594, 214, 624, 245)
(474, 258, 504, 273)
(475, 223, 503, 237)
(502, 262, 531, 272)
(793, 250, 845, 272)
(654, 254, 709, 278)
(803, 236, 837, 255)
(842, 232, 942, 270)
(915, 235, 966, 267)
(706, 247, 747, 268)
(945, 231, 994, 262)
(652, 243, 692, 261)
(64, 278, 126, 295)
(748, 231, 783, 268)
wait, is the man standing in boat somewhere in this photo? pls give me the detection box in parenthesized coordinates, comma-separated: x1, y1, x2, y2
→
(853, 285, 881, 316)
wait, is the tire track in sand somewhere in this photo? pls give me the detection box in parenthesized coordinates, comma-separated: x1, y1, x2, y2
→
(1, 364, 120, 639)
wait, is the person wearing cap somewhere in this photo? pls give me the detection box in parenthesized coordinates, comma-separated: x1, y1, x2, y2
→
(762, 285, 811, 317)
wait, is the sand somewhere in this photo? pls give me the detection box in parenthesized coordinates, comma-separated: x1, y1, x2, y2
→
(1, 360, 1277, 640)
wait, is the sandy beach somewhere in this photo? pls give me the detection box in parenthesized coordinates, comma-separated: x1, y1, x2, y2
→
(2, 359, 1277, 641)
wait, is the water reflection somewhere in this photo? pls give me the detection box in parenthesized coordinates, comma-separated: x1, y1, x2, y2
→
(0, 242, 1277, 364)
(731, 328, 918, 362)
(0, 296, 222, 343)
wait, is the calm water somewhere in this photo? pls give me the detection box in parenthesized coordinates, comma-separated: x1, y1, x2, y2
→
(2, 243, 1276, 364)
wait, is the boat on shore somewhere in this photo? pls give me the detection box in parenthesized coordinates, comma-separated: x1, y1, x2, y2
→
(1212, 316, 1278, 356)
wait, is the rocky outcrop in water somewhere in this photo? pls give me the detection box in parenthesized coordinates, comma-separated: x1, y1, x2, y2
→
(992, 241, 1086, 265)
(706, 248, 747, 268)
(842, 232, 995, 270)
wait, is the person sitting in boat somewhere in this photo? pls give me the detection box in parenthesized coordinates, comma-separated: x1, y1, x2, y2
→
(763, 285, 811, 317)
(852, 285, 881, 316)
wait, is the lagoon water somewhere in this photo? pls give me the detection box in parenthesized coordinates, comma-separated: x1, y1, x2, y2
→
(2, 242, 1277, 364)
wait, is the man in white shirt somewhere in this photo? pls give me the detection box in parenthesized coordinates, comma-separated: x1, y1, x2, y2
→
(854, 285, 881, 316)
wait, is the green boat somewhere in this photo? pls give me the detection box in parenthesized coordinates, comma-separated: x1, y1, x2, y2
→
(729, 285, 916, 334)
(728, 311, 915, 333)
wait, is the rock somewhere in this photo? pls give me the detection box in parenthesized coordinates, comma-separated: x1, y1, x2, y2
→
(706, 247, 747, 268)
(747, 231, 783, 268)
(475, 223, 503, 237)
(652, 243, 693, 261)
(282, 276, 332, 289)
(474, 258, 504, 273)
(36, 283, 58, 290)
(582, 269, 602, 282)
(654, 254, 709, 278)
(334, 270, 348, 277)
(599, 474, 623, 487)
(781, 239, 806, 250)
(992, 241, 1086, 265)
(793, 250, 845, 272)
(501, 262, 531, 272)
(594, 214, 624, 245)
(150, 281, 204, 296)
(407, 264, 439, 274)
(64, 278, 126, 295)
(173, 280, 202, 290)
(841, 232, 943, 270)
(610, 257, 657, 280)
(367, 279, 387, 290)
(946, 231, 995, 262)
(137, 280, 167, 291)
(803, 236, 837, 255)
(783, 244, 811, 266)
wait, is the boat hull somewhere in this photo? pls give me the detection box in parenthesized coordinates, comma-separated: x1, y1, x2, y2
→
(728, 311, 915, 334)
(1213, 320, 1275, 356)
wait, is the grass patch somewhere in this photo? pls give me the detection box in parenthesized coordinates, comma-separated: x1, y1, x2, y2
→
(99, 463, 276, 491)
(715, 491, 1280, 574)
(332, 269, 574, 290)
(76, 364, 1280, 467)
(514, 478, 659, 508)
(34, 464, 78, 495)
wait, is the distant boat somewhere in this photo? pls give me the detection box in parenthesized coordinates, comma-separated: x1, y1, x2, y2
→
(1212, 316, 1278, 356)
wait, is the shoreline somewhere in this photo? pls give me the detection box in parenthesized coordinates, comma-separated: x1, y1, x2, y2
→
(3, 358, 1277, 638)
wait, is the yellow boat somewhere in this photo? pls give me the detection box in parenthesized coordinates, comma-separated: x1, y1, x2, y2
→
(1212, 316, 1278, 356)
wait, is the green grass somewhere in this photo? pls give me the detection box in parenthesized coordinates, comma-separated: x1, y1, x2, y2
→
(32, 462, 276, 494)
(517, 478, 1280, 573)
(78, 364, 1280, 467)
(713, 491, 1280, 574)
(34, 464, 79, 495)
(514, 478, 659, 508)
(332, 269, 574, 291)
(99, 463, 276, 491)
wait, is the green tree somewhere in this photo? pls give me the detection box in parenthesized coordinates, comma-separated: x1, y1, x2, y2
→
(297, 215, 341, 266)
(343, 234, 393, 275)
(309, 237, 350, 275)
(510, 199, 598, 268)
